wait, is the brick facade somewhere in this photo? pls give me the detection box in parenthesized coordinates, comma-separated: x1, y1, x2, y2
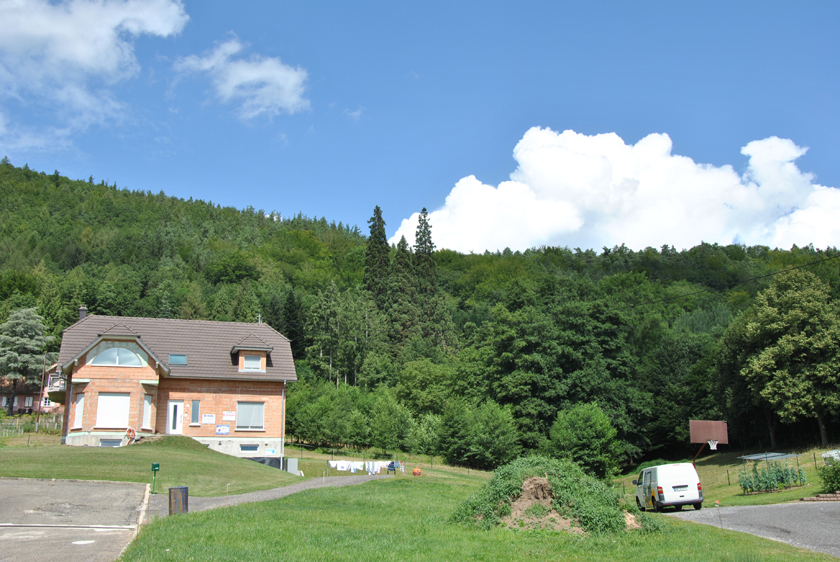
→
(57, 315, 295, 457)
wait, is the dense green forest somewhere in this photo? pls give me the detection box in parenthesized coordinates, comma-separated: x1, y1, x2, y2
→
(1, 159, 838, 470)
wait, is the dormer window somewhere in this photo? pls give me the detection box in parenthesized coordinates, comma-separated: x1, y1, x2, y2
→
(169, 354, 188, 365)
(242, 355, 262, 371)
(90, 346, 143, 367)
(231, 335, 272, 372)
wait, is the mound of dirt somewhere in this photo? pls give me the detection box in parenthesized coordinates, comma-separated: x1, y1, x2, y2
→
(450, 456, 630, 534)
(624, 511, 641, 529)
(501, 477, 582, 533)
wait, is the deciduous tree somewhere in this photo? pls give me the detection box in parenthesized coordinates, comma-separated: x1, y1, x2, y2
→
(733, 270, 840, 447)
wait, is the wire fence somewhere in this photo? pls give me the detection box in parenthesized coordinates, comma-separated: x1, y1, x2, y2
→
(0, 414, 62, 437)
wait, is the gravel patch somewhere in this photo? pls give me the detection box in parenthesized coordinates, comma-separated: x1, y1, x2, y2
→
(148, 475, 392, 519)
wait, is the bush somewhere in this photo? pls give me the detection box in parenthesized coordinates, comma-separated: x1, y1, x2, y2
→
(818, 460, 840, 493)
(439, 400, 520, 470)
(450, 456, 627, 534)
(545, 403, 622, 479)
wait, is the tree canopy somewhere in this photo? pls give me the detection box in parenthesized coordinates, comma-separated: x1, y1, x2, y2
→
(0, 307, 53, 415)
(1, 161, 839, 469)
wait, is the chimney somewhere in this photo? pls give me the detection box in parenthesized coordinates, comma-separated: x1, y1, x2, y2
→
(79, 305, 87, 321)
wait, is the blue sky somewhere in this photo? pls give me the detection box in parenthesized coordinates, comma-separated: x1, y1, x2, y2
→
(2, 1, 839, 252)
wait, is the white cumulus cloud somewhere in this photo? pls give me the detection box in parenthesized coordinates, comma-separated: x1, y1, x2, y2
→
(174, 38, 309, 119)
(0, 0, 188, 146)
(391, 127, 839, 253)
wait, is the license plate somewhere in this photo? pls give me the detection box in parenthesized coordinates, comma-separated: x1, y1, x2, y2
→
(672, 485, 688, 491)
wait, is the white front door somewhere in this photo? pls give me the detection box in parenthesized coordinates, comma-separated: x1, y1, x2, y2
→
(167, 400, 183, 435)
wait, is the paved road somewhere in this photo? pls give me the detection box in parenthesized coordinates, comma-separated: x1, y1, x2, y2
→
(0, 526, 134, 562)
(670, 502, 840, 558)
(0, 478, 147, 562)
(0, 474, 391, 561)
(148, 474, 391, 518)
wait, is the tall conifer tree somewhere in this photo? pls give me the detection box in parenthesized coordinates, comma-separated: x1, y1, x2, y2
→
(386, 236, 420, 344)
(0, 308, 54, 416)
(412, 208, 454, 352)
(413, 207, 437, 297)
(364, 206, 389, 309)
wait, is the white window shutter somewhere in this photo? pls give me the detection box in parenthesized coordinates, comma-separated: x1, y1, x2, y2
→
(236, 402, 264, 429)
(95, 393, 131, 428)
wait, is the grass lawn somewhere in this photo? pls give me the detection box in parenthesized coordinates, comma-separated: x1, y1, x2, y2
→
(0, 435, 301, 496)
(120, 466, 833, 562)
(615, 445, 833, 509)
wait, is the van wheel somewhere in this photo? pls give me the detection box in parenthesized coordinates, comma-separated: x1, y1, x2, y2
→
(673, 504, 682, 511)
(693, 503, 702, 511)
(636, 498, 645, 512)
(653, 499, 662, 513)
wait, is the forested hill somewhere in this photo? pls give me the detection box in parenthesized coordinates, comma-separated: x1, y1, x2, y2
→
(2, 160, 839, 468)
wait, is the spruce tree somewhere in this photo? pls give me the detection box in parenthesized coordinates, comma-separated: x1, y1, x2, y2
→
(262, 291, 285, 332)
(281, 289, 306, 359)
(210, 285, 235, 322)
(0, 308, 54, 416)
(233, 282, 260, 323)
(413, 207, 437, 296)
(386, 236, 421, 344)
(363, 206, 390, 309)
(412, 208, 454, 352)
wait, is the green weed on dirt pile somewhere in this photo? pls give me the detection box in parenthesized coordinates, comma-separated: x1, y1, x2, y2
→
(451, 456, 627, 533)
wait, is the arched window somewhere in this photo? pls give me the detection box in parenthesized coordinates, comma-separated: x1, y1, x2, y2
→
(90, 346, 143, 367)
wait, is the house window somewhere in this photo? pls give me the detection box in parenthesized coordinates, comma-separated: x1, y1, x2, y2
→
(13, 396, 18, 407)
(24, 396, 33, 408)
(191, 400, 200, 424)
(73, 393, 84, 428)
(95, 393, 130, 428)
(43, 396, 51, 407)
(236, 402, 264, 430)
(240, 444, 259, 452)
(0, 397, 5, 407)
(90, 346, 143, 367)
(169, 354, 188, 365)
(142, 395, 152, 429)
(100, 439, 122, 447)
(242, 355, 262, 371)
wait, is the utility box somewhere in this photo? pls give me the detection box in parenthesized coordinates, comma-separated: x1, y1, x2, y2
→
(169, 486, 189, 515)
(283, 457, 298, 475)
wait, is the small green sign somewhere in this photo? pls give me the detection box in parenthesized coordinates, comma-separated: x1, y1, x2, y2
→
(152, 463, 160, 472)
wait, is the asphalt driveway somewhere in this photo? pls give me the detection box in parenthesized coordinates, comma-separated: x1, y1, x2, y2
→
(0, 478, 147, 562)
(147, 474, 391, 518)
(669, 502, 840, 558)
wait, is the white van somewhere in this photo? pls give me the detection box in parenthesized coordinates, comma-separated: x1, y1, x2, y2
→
(633, 463, 703, 512)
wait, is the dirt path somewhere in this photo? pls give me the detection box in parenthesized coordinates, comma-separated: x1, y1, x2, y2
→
(147, 474, 392, 518)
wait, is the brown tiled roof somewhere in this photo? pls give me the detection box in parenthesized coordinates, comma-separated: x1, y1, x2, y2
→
(232, 333, 272, 351)
(58, 316, 296, 382)
(99, 323, 139, 336)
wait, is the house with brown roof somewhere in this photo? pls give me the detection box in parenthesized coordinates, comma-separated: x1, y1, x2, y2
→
(52, 307, 296, 458)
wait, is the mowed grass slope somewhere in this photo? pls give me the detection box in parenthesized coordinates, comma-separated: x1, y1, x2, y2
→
(121, 469, 832, 562)
(0, 435, 301, 496)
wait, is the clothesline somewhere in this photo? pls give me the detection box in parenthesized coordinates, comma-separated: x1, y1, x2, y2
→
(328, 459, 406, 475)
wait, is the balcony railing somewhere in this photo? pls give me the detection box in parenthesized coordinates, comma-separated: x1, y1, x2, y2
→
(47, 376, 66, 392)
